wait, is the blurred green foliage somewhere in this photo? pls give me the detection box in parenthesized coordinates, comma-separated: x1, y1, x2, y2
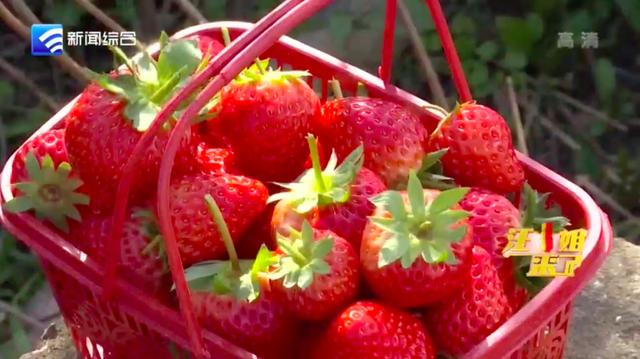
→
(0, 0, 639, 355)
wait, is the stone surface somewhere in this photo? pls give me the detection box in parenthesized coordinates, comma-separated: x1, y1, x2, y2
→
(566, 237, 640, 359)
(19, 318, 76, 359)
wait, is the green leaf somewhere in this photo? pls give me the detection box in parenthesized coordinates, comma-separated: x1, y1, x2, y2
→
(309, 259, 330, 274)
(379, 235, 409, 267)
(3, 196, 34, 213)
(451, 14, 476, 35)
(371, 191, 407, 221)
(476, 41, 498, 61)
(502, 50, 528, 70)
(468, 62, 489, 88)
(297, 266, 314, 289)
(135, 54, 159, 85)
(526, 13, 544, 40)
(400, 238, 421, 268)
(407, 172, 425, 220)
(593, 58, 616, 105)
(616, 0, 640, 32)
(312, 237, 333, 258)
(0, 80, 14, 100)
(44, 1, 84, 26)
(183, 261, 226, 291)
(369, 217, 400, 234)
(94, 74, 137, 97)
(421, 149, 448, 171)
(125, 99, 160, 131)
(564, 10, 592, 34)
(428, 187, 469, 215)
(496, 16, 540, 55)
(157, 39, 202, 81)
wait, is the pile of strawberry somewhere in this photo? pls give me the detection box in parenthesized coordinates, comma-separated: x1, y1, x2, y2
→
(4, 32, 569, 358)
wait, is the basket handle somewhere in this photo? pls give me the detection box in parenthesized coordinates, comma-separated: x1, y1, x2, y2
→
(378, 0, 472, 103)
(103, 0, 328, 357)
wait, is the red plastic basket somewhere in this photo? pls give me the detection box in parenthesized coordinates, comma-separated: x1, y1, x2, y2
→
(0, 0, 613, 358)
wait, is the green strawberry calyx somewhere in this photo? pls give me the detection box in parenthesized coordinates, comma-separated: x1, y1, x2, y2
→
(520, 182, 570, 232)
(268, 134, 364, 213)
(429, 100, 475, 142)
(182, 194, 276, 303)
(416, 148, 457, 190)
(233, 58, 310, 85)
(90, 32, 213, 132)
(3, 152, 89, 232)
(370, 171, 470, 269)
(510, 183, 571, 295)
(134, 210, 169, 272)
(268, 220, 333, 289)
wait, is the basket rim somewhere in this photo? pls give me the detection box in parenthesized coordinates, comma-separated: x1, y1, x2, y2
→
(0, 21, 610, 359)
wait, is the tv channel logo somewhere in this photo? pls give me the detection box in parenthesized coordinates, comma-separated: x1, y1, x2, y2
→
(31, 24, 64, 56)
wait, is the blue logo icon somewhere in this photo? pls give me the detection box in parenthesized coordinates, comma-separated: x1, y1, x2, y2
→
(31, 24, 64, 56)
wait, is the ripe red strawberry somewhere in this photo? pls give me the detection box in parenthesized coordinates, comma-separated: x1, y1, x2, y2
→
(429, 102, 525, 194)
(187, 195, 297, 359)
(191, 34, 225, 59)
(11, 129, 67, 182)
(65, 36, 212, 211)
(460, 186, 570, 311)
(460, 188, 527, 310)
(67, 208, 169, 298)
(360, 172, 472, 308)
(424, 246, 513, 356)
(168, 172, 267, 266)
(4, 130, 89, 232)
(310, 301, 436, 359)
(270, 135, 385, 249)
(219, 60, 320, 182)
(269, 221, 359, 321)
(194, 141, 239, 175)
(316, 95, 428, 188)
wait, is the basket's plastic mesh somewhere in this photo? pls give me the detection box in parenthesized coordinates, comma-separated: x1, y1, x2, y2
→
(42, 260, 177, 359)
(42, 256, 574, 359)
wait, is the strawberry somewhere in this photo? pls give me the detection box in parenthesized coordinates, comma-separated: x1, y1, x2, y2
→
(191, 34, 225, 59)
(218, 60, 320, 182)
(429, 102, 525, 194)
(4, 130, 90, 232)
(424, 246, 512, 356)
(270, 135, 385, 249)
(65, 35, 212, 211)
(269, 221, 359, 321)
(360, 172, 472, 308)
(11, 129, 67, 182)
(168, 172, 267, 266)
(315, 89, 428, 188)
(310, 301, 436, 359)
(194, 141, 239, 175)
(460, 188, 527, 311)
(67, 208, 169, 298)
(187, 195, 297, 359)
(460, 185, 570, 311)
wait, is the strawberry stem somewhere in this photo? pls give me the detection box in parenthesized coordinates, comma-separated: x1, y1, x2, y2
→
(221, 27, 231, 47)
(307, 135, 327, 192)
(254, 58, 266, 75)
(142, 235, 163, 255)
(108, 46, 138, 78)
(277, 237, 308, 266)
(204, 194, 240, 272)
(330, 79, 343, 99)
